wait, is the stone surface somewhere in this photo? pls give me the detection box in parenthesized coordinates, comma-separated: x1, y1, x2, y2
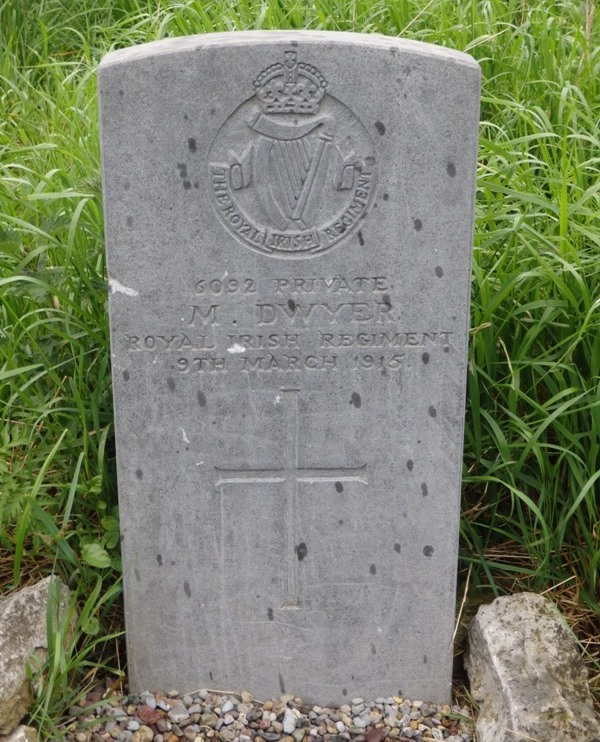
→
(0, 577, 70, 735)
(98, 30, 480, 704)
(0, 725, 39, 742)
(465, 592, 600, 742)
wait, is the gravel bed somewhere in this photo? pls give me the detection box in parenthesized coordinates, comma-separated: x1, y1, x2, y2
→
(58, 688, 474, 742)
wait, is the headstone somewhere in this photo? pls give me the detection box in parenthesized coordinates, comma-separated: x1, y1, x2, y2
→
(98, 31, 480, 705)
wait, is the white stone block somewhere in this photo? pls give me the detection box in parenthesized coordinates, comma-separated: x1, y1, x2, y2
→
(465, 592, 600, 742)
(0, 724, 38, 742)
(0, 577, 71, 736)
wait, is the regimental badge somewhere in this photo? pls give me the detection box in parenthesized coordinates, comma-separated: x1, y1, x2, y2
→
(208, 50, 377, 258)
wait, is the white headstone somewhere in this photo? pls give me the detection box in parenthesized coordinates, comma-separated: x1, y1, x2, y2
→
(99, 31, 480, 705)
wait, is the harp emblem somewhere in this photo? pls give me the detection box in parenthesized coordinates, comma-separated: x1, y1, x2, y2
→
(208, 50, 376, 258)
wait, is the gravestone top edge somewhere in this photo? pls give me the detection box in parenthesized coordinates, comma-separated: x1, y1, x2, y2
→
(98, 30, 481, 72)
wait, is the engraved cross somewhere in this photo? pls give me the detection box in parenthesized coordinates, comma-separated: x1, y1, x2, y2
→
(215, 388, 368, 608)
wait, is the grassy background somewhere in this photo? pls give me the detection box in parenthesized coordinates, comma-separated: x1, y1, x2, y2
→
(1, 0, 599, 734)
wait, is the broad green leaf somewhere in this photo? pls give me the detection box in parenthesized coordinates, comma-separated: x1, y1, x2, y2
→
(81, 543, 111, 569)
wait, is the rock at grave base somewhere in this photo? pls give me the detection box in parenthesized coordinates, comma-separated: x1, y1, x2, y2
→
(465, 591, 600, 742)
(0, 576, 72, 736)
(0, 725, 39, 742)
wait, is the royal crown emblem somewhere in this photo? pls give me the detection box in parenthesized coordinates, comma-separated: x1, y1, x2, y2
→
(208, 48, 376, 258)
(253, 51, 327, 115)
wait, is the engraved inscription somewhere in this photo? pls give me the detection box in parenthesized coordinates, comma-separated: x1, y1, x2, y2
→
(227, 333, 301, 349)
(272, 276, 389, 294)
(186, 305, 219, 326)
(215, 389, 368, 607)
(208, 50, 377, 258)
(255, 301, 394, 325)
(121, 274, 455, 374)
(126, 334, 216, 351)
(320, 331, 453, 348)
(177, 357, 227, 373)
(239, 354, 339, 372)
(194, 278, 256, 295)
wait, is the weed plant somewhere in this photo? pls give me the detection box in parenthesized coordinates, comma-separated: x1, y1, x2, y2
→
(1, 0, 598, 735)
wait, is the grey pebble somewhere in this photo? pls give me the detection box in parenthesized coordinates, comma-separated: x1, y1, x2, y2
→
(140, 693, 156, 710)
(220, 729, 237, 742)
(102, 706, 124, 718)
(168, 703, 190, 723)
(283, 708, 298, 734)
(62, 686, 474, 742)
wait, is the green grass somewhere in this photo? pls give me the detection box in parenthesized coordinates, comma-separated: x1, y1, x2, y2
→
(1, 0, 599, 734)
